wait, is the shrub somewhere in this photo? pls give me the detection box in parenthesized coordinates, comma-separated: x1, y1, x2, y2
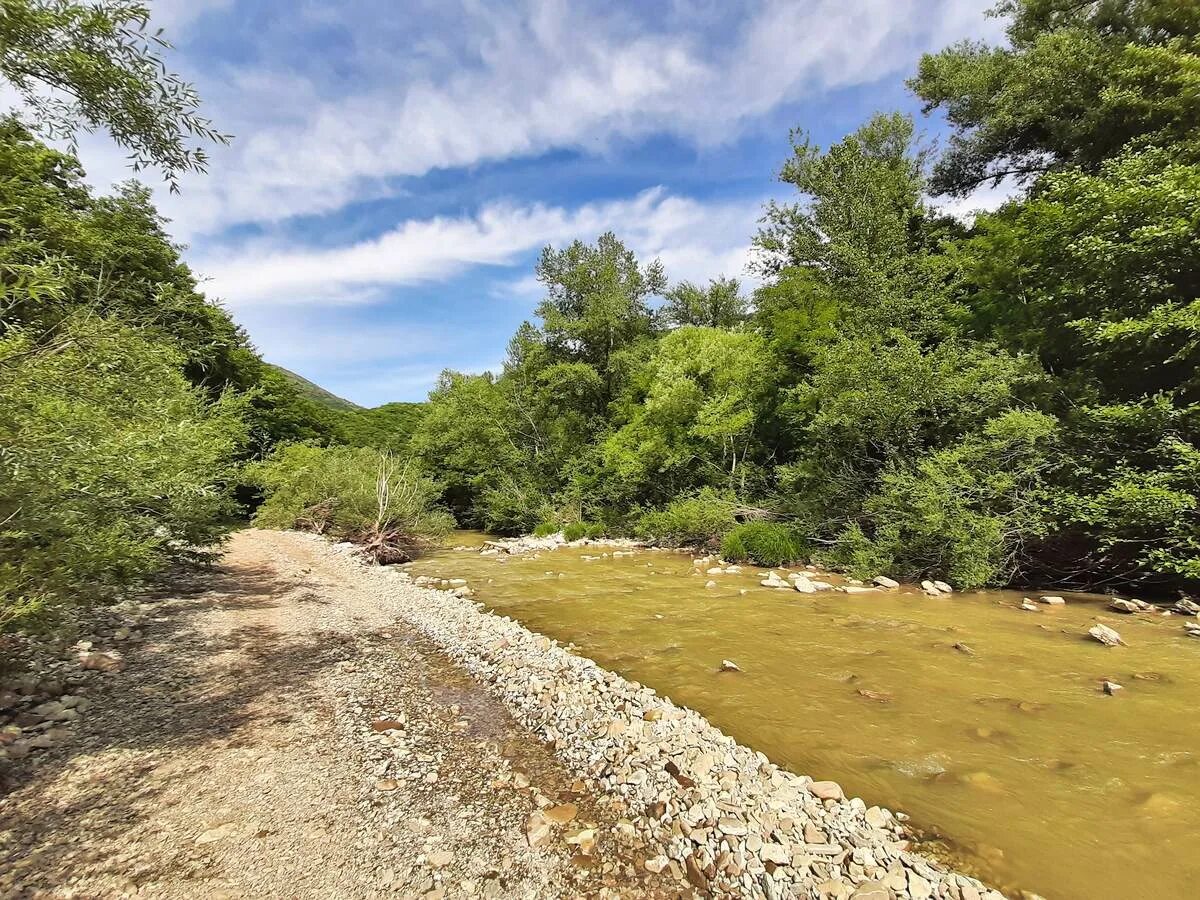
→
(562, 522, 587, 541)
(250, 445, 453, 563)
(634, 488, 738, 547)
(533, 522, 559, 537)
(720, 522, 807, 567)
(1, 319, 246, 629)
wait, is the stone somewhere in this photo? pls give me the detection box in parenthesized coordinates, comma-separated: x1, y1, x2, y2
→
(841, 585, 877, 594)
(706, 580, 718, 589)
(1020, 599, 1038, 612)
(933, 580, 953, 594)
(873, 576, 900, 589)
(525, 812, 552, 848)
(78, 651, 124, 672)
(427, 850, 453, 868)
(856, 689, 891, 703)
(793, 576, 817, 594)
(1109, 599, 1141, 614)
(565, 827, 596, 853)
(760, 842, 790, 866)
(952, 642, 974, 655)
(807, 780, 844, 801)
(1088, 624, 1125, 646)
(850, 883, 890, 900)
(543, 803, 578, 825)
(720, 659, 742, 672)
(1173, 598, 1199, 616)
(195, 823, 235, 844)
(644, 856, 669, 874)
(908, 871, 933, 900)
(1039, 595, 1066, 605)
(921, 580, 942, 595)
(707, 567, 724, 575)
(1102, 681, 1123, 696)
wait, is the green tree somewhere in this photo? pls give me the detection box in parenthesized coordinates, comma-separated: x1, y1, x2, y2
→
(602, 327, 774, 506)
(0, 0, 230, 186)
(534, 231, 665, 392)
(911, 0, 1200, 195)
(660, 276, 749, 329)
(1, 317, 246, 626)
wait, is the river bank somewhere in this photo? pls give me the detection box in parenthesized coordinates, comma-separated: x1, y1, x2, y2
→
(405, 531, 1200, 900)
(377, 532, 1007, 899)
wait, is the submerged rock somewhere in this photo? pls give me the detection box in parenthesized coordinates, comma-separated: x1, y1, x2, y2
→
(1039, 595, 1066, 606)
(1102, 681, 1123, 696)
(1109, 598, 1143, 614)
(872, 575, 900, 589)
(719, 659, 742, 673)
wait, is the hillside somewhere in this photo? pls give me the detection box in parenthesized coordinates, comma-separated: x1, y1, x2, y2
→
(271, 364, 361, 411)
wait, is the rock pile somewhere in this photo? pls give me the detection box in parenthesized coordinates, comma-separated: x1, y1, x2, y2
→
(0, 602, 145, 770)
(345, 546, 1006, 899)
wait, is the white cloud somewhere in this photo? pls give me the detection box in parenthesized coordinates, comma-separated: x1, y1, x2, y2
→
(89, 0, 1002, 238)
(932, 176, 1024, 224)
(198, 187, 765, 310)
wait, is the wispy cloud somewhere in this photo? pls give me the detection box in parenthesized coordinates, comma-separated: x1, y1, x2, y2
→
(199, 187, 765, 309)
(115, 0, 1003, 238)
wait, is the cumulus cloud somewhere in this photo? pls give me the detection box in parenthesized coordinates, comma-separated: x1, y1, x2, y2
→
(198, 187, 764, 310)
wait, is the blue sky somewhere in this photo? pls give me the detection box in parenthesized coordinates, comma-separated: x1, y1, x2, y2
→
(80, 0, 1010, 405)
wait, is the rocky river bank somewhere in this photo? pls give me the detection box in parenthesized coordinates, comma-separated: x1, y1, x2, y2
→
(363, 535, 1009, 899)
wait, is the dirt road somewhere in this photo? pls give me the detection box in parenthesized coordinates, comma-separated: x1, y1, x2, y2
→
(0, 530, 666, 899)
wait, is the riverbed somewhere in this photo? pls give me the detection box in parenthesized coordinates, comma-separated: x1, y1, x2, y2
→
(405, 534, 1200, 899)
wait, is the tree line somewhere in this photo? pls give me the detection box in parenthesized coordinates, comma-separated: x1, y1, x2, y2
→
(2, 0, 1197, 632)
(408, 0, 1200, 592)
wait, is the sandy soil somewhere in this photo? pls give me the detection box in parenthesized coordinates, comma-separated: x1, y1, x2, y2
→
(0, 530, 673, 899)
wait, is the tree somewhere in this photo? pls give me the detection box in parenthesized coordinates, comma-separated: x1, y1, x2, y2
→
(602, 327, 774, 505)
(660, 277, 749, 329)
(534, 231, 666, 388)
(754, 112, 961, 340)
(0, 0, 230, 187)
(910, 0, 1200, 195)
(1, 316, 246, 626)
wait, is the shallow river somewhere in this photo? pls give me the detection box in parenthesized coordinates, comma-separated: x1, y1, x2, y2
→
(406, 534, 1200, 899)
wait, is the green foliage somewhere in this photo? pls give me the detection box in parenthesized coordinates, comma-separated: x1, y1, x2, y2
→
(271, 365, 360, 411)
(0, 318, 245, 627)
(660, 277, 748, 329)
(0, 0, 230, 187)
(333, 402, 428, 453)
(720, 522, 807, 567)
(822, 411, 1057, 588)
(250, 445, 453, 562)
(634, 489, 738, 548)
(910, 0, 1200, 195)
(562, 522, 588, 542)
(533, 522, 558, 538)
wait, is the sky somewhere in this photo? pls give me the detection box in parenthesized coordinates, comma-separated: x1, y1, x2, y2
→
(77, 0, 1013, 406)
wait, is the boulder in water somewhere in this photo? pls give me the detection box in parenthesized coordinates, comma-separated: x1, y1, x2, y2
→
(1088, 623, 1125, 646)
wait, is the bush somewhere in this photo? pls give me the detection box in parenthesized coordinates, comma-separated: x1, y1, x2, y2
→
(634, 489, 738, 547)
(533, 522, 559, 537)
(1, 319, 246, 629)
(250, 445, 453, 563)
(561, 522, 586, 541)
(720, 522, 807, 567)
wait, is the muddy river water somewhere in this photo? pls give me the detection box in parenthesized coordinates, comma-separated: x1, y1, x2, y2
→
(406, 535, 1200, 899)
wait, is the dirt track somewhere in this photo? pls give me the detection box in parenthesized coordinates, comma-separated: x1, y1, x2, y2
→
(0, 530, 668, 899)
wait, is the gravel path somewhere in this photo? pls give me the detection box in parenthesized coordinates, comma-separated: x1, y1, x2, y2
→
(0, 530, 670, 899)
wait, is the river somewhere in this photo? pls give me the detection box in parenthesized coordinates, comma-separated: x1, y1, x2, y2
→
(405, 534, 1200, 899)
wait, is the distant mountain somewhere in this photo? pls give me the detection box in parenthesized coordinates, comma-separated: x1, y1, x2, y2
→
(271, 365, 361, 411)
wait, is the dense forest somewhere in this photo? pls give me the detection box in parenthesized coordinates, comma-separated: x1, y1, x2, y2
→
(2, 0, 1198, 632)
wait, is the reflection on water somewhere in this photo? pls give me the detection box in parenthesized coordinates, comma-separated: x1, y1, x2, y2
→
(407, 534, 1200, 900)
